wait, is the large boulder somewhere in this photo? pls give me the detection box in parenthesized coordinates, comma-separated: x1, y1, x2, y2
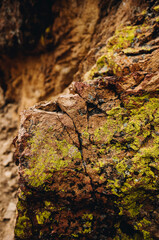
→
(14, 1, 159, 239)
(14, 78, 159, 239)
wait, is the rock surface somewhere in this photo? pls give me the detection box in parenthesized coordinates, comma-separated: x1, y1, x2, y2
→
(0, 0, 159, 239)
(15, 76, 159, 239)
(14, 2, 159, 237)
(0, 0, 154, 111)
(0, 103, 18, 240)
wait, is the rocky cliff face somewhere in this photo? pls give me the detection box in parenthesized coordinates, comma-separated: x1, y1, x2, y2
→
(0, 0, 159, 239)
(0, 0, 153, 111)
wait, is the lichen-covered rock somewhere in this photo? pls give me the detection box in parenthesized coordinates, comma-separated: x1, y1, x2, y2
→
(14, 1, 159, 239)
(14, 73, 159, 239)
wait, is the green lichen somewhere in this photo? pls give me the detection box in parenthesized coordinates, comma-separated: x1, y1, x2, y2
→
(106, 26, 137, 52)
(94, 106, 125, 143)
(72, 213, 94, 236)
(141, 10, 147, 15)
(24, 129, 82, 187)
(17, 200, 25, 212)
(56, 139, 82, 160)
(123, 46, 152, 55)
(86, 94, 159, 239)
(114, 224, 141, 240)
(82, 213, 93, 220)
(153, 5, 159, 12)
(82, 129, 89, 139)
(44, 201, 51, 207)
(71, 233, 79, 238)
(85, 22, 154, 81)
(36, 210, 51, 225)
(15, 213, 32, 239)
(100, 95, 159, 239)
(155, 16, 159, 22)
(134, 219, 153, 240)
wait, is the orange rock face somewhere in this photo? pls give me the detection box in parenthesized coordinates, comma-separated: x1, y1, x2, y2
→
(15, 74, 159, 239)
(3, 0, 158, 239)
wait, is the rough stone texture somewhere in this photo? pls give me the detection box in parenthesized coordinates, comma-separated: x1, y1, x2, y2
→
(14, 2, 159, 238)
(0, 0, 158, 239)
(0, 0, 151, 111)
(0, 103, 18, 240)
(15, 80, 159, 239)
(0, 0, 101, 111)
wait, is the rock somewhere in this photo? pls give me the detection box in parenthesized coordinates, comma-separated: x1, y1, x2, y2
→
(0, 86, 5, 108)
(8, 178, 18, 190)
(4, 171, 12, 178)
(3, 202, 16, 220)
(7, 202, 16, 212)
(0, 0, 157, 240)
(0, 139, 12, 156)
(14, 73, 159, 239)
(3, 152, 13, 167)
(3, 235, 14, 240)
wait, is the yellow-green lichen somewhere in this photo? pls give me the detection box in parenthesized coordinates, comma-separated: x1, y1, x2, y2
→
(155, 16, 159, 22)
(94, 106, 124, 143)
(56, 139, 82, 160)
(82, 129, 90, 139)
(153, 5, 159, 12)
(72, 233, 79, 238)
(97, 95, 159, 239)
(82, 213, 93, 220)
(106, 26, 137, 52)
(36, 210, 51, 225)
(123, 46, 152, 55)
(15, 213, 32, 239)
(141, 10, 147, 15)
(24, 129, 82, 188)
(85, 22, 155, 81)
(74, 213, 94, 235)
(114, 224, 141, 240)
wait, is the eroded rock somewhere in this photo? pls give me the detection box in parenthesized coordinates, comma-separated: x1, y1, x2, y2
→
(15, 74, 159, 239)
(13, 1, 159, 240)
